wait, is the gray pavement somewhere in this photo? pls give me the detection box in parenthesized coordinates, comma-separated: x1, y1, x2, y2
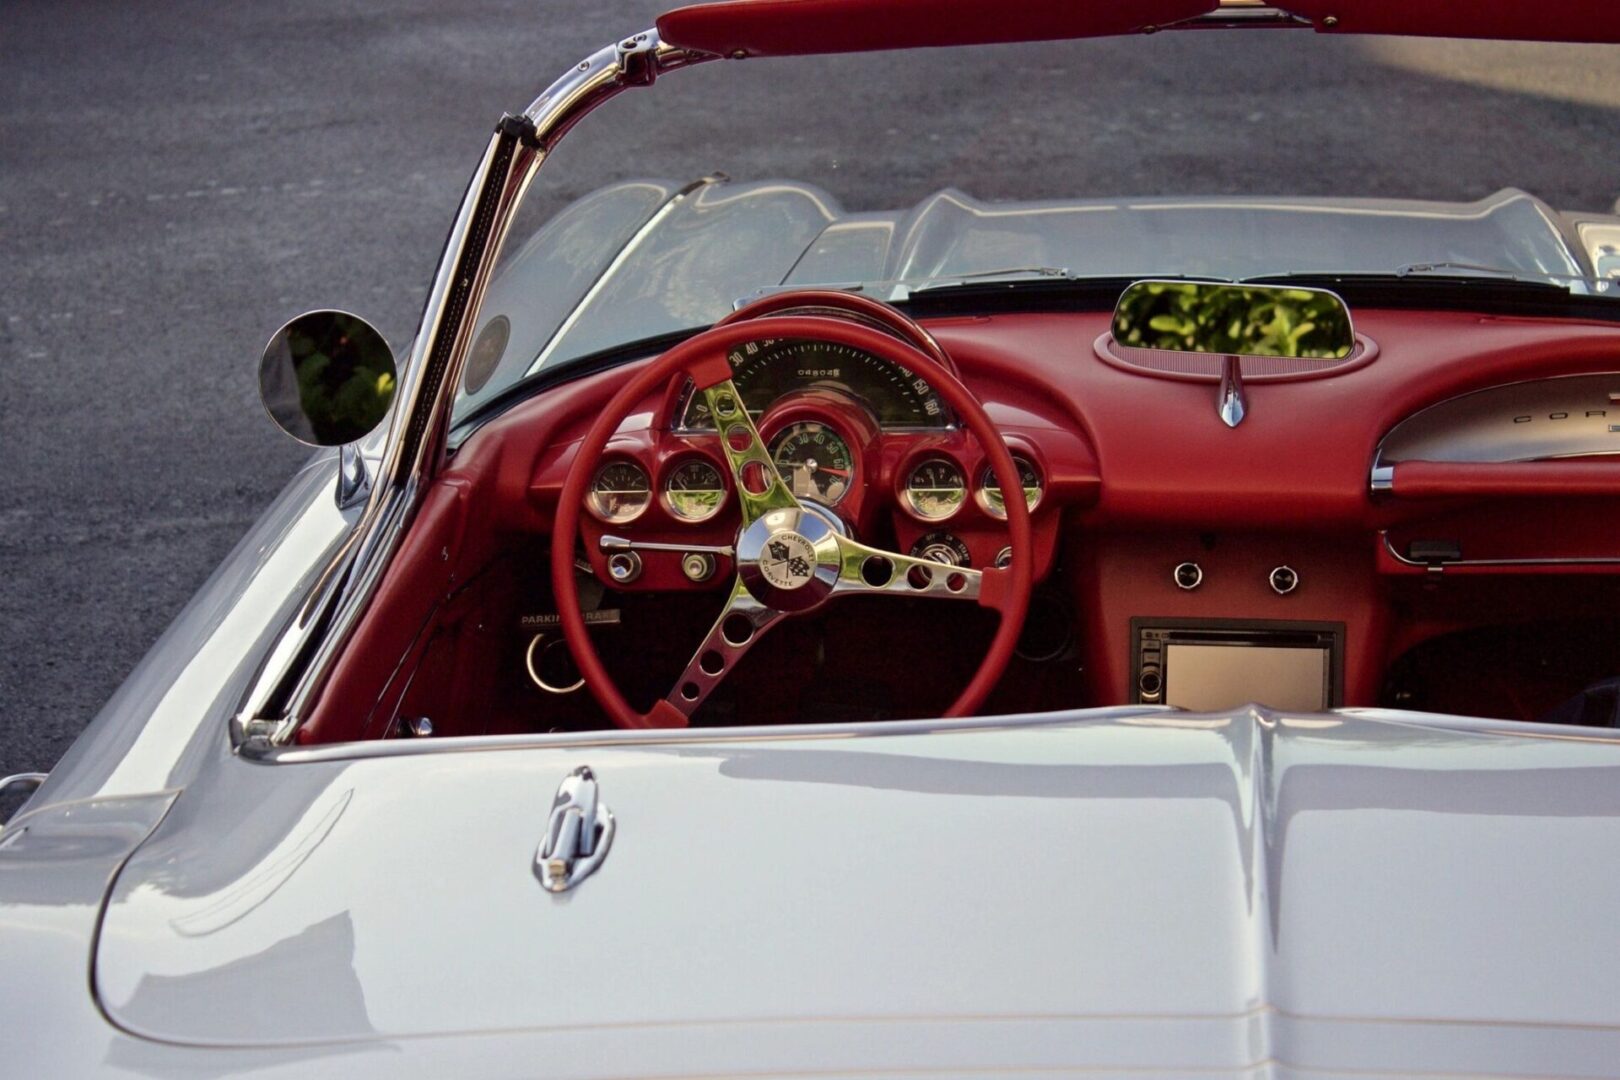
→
(3, 1, 1619, 776)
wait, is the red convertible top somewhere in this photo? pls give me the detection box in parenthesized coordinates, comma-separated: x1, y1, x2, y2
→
(657, 0, 1620, 57)
(656, 0, 1219, 57)
(1285, 0, 1620, 43)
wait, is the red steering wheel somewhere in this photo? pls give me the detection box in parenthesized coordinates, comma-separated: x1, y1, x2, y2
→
(551, 314, 1033, 729)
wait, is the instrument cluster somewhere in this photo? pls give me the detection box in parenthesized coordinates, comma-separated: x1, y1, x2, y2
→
(573, 332, 1073, 592)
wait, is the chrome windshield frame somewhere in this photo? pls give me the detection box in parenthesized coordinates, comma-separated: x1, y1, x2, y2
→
(234, 30, 714, 749)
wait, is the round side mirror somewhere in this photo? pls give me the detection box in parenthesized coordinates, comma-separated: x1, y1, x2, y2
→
(259, 311, 398, 446)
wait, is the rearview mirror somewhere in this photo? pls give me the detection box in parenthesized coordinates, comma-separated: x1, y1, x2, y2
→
(1111, 281, 1354, 360)
(259, 311, 398, 446)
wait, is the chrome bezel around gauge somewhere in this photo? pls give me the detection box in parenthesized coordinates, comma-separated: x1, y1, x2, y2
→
(768, 419, 856, 506)
(586, 458, 652, 525)
(902, 456, 966, 522)
(661, 455, 728, 523)
(975, 455, 1043, 519)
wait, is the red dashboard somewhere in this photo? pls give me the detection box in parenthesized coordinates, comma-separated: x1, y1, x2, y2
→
(297, 304, 1620, 743)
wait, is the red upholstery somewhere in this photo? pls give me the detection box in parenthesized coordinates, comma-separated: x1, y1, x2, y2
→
(1391, 460, 1620, 500)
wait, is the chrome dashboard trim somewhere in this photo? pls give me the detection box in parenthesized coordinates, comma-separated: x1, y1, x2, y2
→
(1380, 531, 1620, 570)
(1217, 354, 1246, 427)
(525, 635, 586, 695)
(1369, 371, 1620, 493)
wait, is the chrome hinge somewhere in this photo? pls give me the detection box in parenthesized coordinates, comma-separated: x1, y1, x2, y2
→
(615, 31, 659, 85)
(233, 715, 284, 753)
(535, 765, 615, 893)
(336, 443, 374, 510)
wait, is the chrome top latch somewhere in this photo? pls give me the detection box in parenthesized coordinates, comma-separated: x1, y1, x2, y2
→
(535, 765, 615, 893)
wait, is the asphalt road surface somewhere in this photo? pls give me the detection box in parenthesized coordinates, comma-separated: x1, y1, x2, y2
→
(3, 1, 1620, 778)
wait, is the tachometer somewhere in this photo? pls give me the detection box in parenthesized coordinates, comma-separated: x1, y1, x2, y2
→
(903, 458, 965, 521)
(663, 458, 726, 522)
(683, 339, 947, 428)
(587, 460, 651, 524)
(768, 421, 854, 505)
(976, 456, 1042, 518)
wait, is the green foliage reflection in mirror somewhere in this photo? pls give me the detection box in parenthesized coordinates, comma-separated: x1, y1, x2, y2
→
(1112, 281, 1354, 359)
(259, 311, 398, 446)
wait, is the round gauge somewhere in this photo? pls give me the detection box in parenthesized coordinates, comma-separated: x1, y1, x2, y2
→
(663, 458, 726, 522)
(903, 457, 965, 521)
(587, 460, 651, 524)
(768, 421, 854, 505)
(910, 531, 972, 567)
(977, 456, 1043, 518)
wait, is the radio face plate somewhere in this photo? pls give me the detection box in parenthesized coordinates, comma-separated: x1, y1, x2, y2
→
(1131, 618, 1345, 713)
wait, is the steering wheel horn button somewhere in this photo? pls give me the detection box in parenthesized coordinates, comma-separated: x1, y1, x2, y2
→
(736, 508, 841, 611)
(758, 531, 818, 590)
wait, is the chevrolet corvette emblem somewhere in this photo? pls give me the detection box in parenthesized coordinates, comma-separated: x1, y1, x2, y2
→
(758, 531, 818, 590)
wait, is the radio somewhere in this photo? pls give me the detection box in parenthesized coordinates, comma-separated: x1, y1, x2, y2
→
(1133, 618, 1344, 712)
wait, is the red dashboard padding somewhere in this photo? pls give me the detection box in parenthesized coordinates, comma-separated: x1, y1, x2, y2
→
(656, 0, 1218, 57)
(1276, 1, 1620, 43)
(1389, 460, 1620, 500)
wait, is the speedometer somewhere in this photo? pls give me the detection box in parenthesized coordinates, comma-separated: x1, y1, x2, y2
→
(683, 339, 947, 429)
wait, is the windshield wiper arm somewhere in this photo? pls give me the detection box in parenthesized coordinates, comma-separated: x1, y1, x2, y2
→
(898, 266, 1075, 298)
(1394, 262, 1614, 292)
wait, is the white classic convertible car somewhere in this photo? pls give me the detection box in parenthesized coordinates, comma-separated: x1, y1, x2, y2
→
(6, 1, 1620, 1075)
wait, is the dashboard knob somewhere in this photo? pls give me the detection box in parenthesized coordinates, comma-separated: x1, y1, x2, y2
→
(1269, 565, 1299, 595)
(1173, 561, 1203, 590)
(1138, 667, 1163, 700)
(607, 551, 642, 585)
(681, 552, 717, 582)
(910, 531, 972, 567)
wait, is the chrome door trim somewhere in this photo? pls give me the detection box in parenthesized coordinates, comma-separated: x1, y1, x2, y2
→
(243, 706, 1175, 765)
(235, 30, 714, 748)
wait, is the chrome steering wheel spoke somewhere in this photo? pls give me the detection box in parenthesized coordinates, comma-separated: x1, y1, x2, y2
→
(701, 378, 801, 526)
(663, 578, 787, 720)
(831, 534, 986, 602)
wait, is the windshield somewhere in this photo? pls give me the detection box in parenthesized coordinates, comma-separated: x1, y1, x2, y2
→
(452, 31, 1620, 423)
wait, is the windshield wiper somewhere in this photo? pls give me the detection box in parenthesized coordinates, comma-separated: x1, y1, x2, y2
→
(1394, 262, 1613, 292)
(894, 266, 1082, 299)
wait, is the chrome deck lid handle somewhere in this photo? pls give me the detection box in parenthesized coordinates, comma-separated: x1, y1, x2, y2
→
(535, 765, 615, 893)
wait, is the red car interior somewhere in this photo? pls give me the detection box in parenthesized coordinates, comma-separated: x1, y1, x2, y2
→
(296, 300, 1620, 744)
